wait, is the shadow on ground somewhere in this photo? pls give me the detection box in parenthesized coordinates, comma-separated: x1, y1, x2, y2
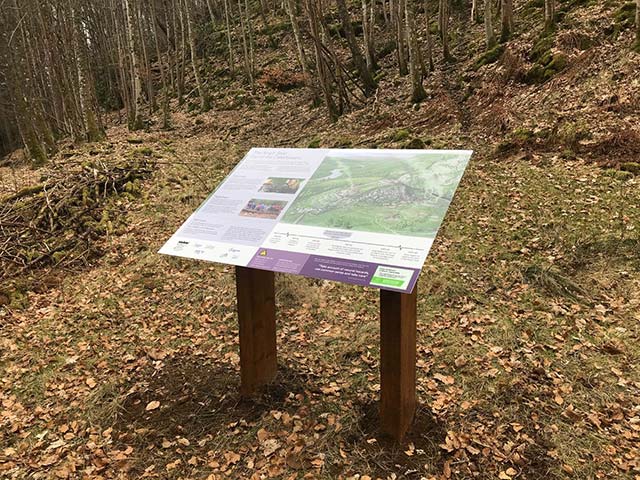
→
(111, 355, 310, 441)
(337, 400, 447, 477)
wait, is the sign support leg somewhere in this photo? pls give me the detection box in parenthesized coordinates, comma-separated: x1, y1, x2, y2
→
(235, 266, 277, 396)
(379, 284, 417, 442)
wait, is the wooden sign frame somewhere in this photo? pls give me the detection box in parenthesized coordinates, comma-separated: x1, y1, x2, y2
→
(235, 266, 417, 442)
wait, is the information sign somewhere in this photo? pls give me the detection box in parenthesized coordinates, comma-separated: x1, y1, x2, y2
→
(160, 148, 472, 293)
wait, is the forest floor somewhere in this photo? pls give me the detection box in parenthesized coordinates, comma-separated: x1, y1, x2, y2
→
(2, 1, 640, 479)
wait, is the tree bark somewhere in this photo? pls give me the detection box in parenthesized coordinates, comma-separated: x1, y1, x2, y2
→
(395, 0, 409, 75)
(439, 0, 451, 61)
(544, 0, 555, 32)
(336, 0, 377, 95)
(362, 0, 378, 71)
(286, 0, 309, 75)
(500, 0, 513, 42)
(636, 0, 640, 47)
(185, 0, 210, 110)
(70, 0, 105, 141)
(484, 0, 496, 49)
(124, 0, 145, 130)
(151, 0, 171, 128)
(406, 0, 426, 103)
(305, 0, 339, 119)
(223, 0, 236, 74)
(424, 0, 434, 72)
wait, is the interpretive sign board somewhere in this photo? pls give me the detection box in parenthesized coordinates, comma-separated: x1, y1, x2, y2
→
(160, 148, 472, 293)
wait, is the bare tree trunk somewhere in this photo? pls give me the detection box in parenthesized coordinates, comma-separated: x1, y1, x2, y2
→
(395, 0, 408, 75)
(636, 0, 640, 50)
(245, 0, 257, 82)
(336, 0, 376, 95)
(439, 0, 451, 61)
(500, 0, 513, 42)
(223, 0, 235, 74)
(471, 0, 480, 23)
(484, 0, 496, 49)
(362, 0, 377, 71)
(544, 0, 555, 31)
(70, 0, 105, 141)
(305, 0, 339, 119)
(406, 0, 426, 103)
(286, 0, 309, 74)
(237, 0, 255, 85)
(184, 0, 210, 110)
(151, 0, 171, 128)
(124, 0, 145, 130)
(424, 0, 434, 72)
(381, 0, 389, 27)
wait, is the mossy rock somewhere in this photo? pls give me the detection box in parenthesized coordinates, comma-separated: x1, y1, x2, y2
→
(525, 53, 568, 84)
(133, 147, 153, 157)
(404, 138, 426, 149)
(6, 288, 29, 310)
(475, 44, 506, 69)
(393, 129, 411, 142)
(547, 54, 567, 71)
(513, 128, 536, 142)
(620, 162, 640, 175)
(307, 138, 321, 148)
(524, 65, 546, 84)
(530, 36, 554, 62)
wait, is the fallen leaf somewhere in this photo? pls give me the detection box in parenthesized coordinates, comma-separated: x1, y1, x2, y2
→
(262, 438, 280, 457)
(145, 400, 160, 411)
(224, 451, 240, 465)
(433, 373, 455, 385)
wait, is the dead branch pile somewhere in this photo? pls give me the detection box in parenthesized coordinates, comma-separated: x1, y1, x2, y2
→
(0, 158, 152, 281)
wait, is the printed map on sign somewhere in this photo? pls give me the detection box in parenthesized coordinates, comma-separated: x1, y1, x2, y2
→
(159, 148, 472, 293)
(281, 153, 467, 237)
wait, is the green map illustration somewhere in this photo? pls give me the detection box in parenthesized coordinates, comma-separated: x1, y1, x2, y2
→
(280, 152, 470, 237)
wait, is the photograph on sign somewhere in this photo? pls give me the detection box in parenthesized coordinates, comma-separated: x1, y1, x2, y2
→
(159, 148, 472, 293)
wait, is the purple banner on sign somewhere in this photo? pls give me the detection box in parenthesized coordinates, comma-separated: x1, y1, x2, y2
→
(300, 255, 420, 293)
(247, 248, 310, 274)
(247, 249, 419, 293)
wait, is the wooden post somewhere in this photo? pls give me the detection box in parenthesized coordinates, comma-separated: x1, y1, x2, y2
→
(379, 283, 417, 441)
(235, 266, 277, 396)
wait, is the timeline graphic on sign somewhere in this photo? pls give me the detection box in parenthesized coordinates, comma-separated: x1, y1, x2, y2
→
(159, 148, 472, 293)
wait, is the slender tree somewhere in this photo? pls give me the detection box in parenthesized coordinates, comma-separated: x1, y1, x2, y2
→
(424, 0, 434, 72)
(287, 0, 309, 76)
(305, 0, 339, 119)
(184, 0, 210, 110)
(124, 0, 145, 129)
(406, 0, 426, 103)
(484, 0, 496, 49)
(544, 0, 555, 32)
(439, 0, 452, 61)
(336, 0, 377, 95)
(500, 0, 513, 42)
(395, 0, 409, 75)
(636, 0, 640, 48)
(362, 0, 378, 71)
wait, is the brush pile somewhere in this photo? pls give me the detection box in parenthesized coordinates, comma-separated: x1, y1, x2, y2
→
(0, 158, 152, 282)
